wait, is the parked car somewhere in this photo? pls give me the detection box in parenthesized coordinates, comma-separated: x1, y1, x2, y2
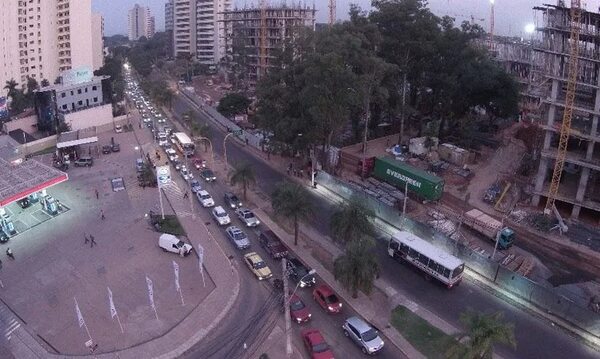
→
(235, 207, 260, 227)
(180, 165, 193, 180)
(313, 285, 342, 314)
(287, 257, 316, 288)
(172, 158, 182, 171)
(289, 294, 311, 323)
(102, 145, 112, 154)
(259, 230, 288, 259)
(17, 197, 31, 209)
(158, 233, 193, 256)
(301, 329, 334, 359)
(224, 192, 242, 209)
(243, 252, 272, 280)
(212, 206, 231, 226)
(200, 168, 216, 182)
(111, 143, 120, 152)
(225, 226, 251, 250)
(189, 179, 202, 193)
(136, 158, 145, 172)
(196, 190, 215, 207)
(74, 156, 93, 167)
(342, 316, 384, 355)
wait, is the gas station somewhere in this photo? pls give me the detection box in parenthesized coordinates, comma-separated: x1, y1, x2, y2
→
(0, 157, 69, 241)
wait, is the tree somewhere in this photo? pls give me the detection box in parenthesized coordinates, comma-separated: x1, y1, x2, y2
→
(333, 237, 379, 298)
(40, 79, 50, 87)
(450, 311, 516, 359)
(4, 80, 18, 98)
(330, 199, 376, 244)
(4, 80, 28, 115)
(230, 162, 256, 200)
(217, 93, 251, 118)
(191, 122, 211, 152)
(271, 182, 312, 245)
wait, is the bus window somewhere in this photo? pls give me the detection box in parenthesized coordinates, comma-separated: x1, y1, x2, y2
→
(417, 253, 429, 266)
(442, 268, 451, 278)
(389, 241, 399, 251)
(408, 248, 418, 258)
(428, 260, 439, 272)
(452, 264, 465, 278)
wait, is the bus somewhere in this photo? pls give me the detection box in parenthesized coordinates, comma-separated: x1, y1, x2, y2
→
(173, 132, 195, 158)
(388, 231, 464, 288)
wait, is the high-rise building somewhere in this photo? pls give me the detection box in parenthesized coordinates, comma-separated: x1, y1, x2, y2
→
(173, 0, 232, 64)
(92, 14, 105, 71)
(165, 0, 174, 32)
(128, 4, 155, 41)
(0, 0, 102, 96)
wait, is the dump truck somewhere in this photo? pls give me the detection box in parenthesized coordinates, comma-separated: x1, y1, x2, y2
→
(372, 157, 444, 201)
(463, 209, 515, 249)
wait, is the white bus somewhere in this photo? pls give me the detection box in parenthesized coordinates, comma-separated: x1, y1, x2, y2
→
(173, 132, 195, 158)
(388, 231, 464, 288)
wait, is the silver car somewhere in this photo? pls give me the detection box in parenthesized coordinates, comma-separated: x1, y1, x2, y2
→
(225, 226, 250, 249)
(235, 208, 260, 227)
(342, 316, 384, 355)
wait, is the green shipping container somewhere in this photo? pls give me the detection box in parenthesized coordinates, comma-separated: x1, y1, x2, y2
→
(372, 157, 444, 201)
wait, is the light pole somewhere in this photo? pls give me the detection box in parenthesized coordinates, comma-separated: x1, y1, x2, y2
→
(196, 136, 214, 168)
(223, 132, 234, 171)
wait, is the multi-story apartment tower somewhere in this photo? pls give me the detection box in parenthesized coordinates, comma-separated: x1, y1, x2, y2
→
(128, 4, 155, 41)
(173, 0, 231, 65)
(91, 13, 104, 71)
(0, 0, 101, 96)
(531, 3, 600, 221)
(165, 0, 175, 32)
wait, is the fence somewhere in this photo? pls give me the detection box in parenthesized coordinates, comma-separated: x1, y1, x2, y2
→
(317, 171, 600, 339)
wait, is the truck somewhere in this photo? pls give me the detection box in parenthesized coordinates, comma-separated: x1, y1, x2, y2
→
(372, 157, 444, 201)
(463, 209, 515, 249)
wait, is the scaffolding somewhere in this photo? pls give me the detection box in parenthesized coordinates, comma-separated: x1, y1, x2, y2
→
(219, 4, 316, 88)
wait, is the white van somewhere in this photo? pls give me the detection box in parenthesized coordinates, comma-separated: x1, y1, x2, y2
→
(158, 233, 193, 256)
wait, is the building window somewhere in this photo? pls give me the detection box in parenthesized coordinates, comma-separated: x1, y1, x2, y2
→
(62, 104, 67, 109)
(77, 89, 81, 94)
(61, 92, 65, 98)
(78, 100, 82, 105)
(85, 87, 88, 93)
(92, 85, 97, 91)
(70, 91, 73, 95)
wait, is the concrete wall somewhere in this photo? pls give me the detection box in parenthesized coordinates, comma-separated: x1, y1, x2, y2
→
(2, 115, 38, 135)
(20, 135, 57, 155)
(64, 104, 113, 131)
(56, 80, 104, 112)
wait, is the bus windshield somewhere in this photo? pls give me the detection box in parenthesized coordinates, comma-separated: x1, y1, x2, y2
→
(452, 264, 464, 278)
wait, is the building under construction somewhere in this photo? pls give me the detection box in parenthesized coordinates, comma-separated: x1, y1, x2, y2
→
(530, 2, 600, 221)
(219, 4, 316, 88)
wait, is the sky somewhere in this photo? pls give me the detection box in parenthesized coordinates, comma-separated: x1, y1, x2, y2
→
(92, 0, 600, 38)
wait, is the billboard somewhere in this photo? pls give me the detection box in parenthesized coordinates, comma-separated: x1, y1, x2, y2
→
(0, 97, 8, 119)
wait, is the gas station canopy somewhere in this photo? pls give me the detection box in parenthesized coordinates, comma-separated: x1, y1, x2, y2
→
(56, 127, 98, 149)
(0, 158, 68, 207)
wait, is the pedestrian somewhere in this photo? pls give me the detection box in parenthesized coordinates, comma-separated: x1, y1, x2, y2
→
(299, 169, 304, 178)
(84, 233, 89, 244)
(100, 209, 105, 220)
(6, 248, 14, 260)
(95, 189, 99, 200)
(90, 235, 97, 247)
(245, 138, 249, 146)
(183, 191, 189, 199)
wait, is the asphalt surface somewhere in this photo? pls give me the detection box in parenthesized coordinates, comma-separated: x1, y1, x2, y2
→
(171, 93, 600, 359)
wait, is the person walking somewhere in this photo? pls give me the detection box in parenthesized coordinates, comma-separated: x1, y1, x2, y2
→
(84, 233, 89, 244)
(183, 191, 189, 199)
(100, 209, 105, 220)
(90, 235, 97, 247)
(95, 189, 99, 200)
(6, 248, 14, 260)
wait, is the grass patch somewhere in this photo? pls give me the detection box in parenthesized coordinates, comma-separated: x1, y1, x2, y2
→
(150, 214, 186, 236)
(391, 305, 465, 359)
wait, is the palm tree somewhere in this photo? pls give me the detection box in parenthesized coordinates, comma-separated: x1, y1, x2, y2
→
(451, 311, 516, 359)
(333, 237, 379, 298)
(330, 198, 376, 244)
(4, 79, 19, 98)
(191, 122, 211, 152)
(271, 182, 312, 246)
(230, 162, 256, 200)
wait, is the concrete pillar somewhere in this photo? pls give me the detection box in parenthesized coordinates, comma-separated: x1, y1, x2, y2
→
(532, 157, 549, 206)
(571, 204, 581, 218)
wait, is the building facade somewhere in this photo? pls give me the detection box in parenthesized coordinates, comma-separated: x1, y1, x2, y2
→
(92, 13, 105, 71)
(0, 0, 102, 96)
(128, 4, 155, 41)
(173, 0, 232, 65)
(165, 0, 174, 32)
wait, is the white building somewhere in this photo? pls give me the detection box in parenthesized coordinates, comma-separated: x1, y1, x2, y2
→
(128, 4, 155, 41)
(165, 0, 174, 32)
(173, 0, 231, 64)
(0, 0, 103, 96)
(92, 14, 105, 72)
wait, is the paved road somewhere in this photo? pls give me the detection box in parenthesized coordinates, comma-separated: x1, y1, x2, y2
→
(171, 94, 600, 359)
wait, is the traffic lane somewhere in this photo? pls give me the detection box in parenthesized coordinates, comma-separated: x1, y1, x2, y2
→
(172, 93, 596, 358)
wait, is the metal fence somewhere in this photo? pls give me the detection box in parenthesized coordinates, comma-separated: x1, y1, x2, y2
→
(316, 171, 600, 338)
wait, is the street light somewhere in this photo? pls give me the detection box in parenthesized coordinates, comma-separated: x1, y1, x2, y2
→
(524, 23, 535, 34)
(287, 269, 317, 303)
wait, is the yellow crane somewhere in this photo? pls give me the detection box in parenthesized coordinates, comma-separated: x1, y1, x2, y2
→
(545, 0, 582, 213)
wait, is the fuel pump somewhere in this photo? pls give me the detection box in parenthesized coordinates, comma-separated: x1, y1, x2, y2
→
(0, 208, 16, 235)
(40, 195, 58, 215)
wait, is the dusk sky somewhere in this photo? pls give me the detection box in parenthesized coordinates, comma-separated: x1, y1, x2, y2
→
(92, 0, 600, 38)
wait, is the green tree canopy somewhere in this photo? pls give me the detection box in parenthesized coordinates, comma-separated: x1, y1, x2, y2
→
(451, 310, 516, 359)
(270, 182, 312, 245)
(217, 93, 251, 118)
(334, 237, 380, 298)
(229, 162, 256, 200)
(330, 198, 376, 244)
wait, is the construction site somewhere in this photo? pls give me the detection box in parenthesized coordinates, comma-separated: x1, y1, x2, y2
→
(219, 3, 316, 87)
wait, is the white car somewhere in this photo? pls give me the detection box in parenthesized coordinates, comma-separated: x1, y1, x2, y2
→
(225, 226, 251, 250)
(165, 148, 179, 161)
(236, 208, 260, 227)
(212, 206, 231, 226)
(180, 165, 193, 180)
(196, 190, 215, 207)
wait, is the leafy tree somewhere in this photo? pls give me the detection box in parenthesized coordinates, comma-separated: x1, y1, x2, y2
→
(95, 56, 125, 103)
(217, 93, 251, 118)
(40, 79, 50, 87)
(4, 80, 28, 115)
(333, 237, 379, 298)
(330, 198, 376, 244)
(450, 311, 516, 359)
(26, 76, 38, 94)
(4, 80, 19, 98)
(271, 182, 312, 245)
(191, 122, 211, 152)
(230, 162, 256, 200)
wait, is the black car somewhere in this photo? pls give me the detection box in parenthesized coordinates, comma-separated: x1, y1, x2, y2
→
(111, 143, 120, 152)
(102, 145, 112, 154)
(0, 230, 8, 243)
(224, 192, 242, 209)
(17, 197, 30, 208)
(200, 168, 216, 182)
(286, 257, 316, 288)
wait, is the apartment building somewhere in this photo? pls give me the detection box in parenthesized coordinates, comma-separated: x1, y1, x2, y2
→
(173, 0, 232, 65)
(128, 4, 155, 41)
(0, 0, 102, 96)
(165, 0, 174, 32)
(92, 13, 104, 72)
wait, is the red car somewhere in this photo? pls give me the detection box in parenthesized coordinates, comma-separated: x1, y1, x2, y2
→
(301, 328, 335, 359)
(193, 158, 206, 170)
(289, 293, 311, 323)
(313, 285, 342, 314)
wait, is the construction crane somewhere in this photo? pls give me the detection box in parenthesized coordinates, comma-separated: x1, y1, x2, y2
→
(449, 13, 485, 25)
(328, 0, 335, 26)
(544, 0, 582, 214)
(259, 0, 267, 78)
(489, 0, 495, 51)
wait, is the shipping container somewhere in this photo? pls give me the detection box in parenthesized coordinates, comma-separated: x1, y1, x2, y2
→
(372, 157, 444, 201)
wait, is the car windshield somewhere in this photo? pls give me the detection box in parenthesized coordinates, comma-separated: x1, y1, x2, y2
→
(253, 261, 266, 269)
(290, 300, 305, 311)
(361, 328, 378, 342)
(191, 181, 199, 186)
(244, 212, 255, 219)
(217, 211, 227, 218)
(201, 194, 211, 200)
(296, 266, 308, 276)
(231, 195, 239, 202)
(325, 294, 339, 304)
(176, 241, 185, 248)
(204, 170, 214, 176)
(312, 342, 329, 353)
(233, 232, 246, 240)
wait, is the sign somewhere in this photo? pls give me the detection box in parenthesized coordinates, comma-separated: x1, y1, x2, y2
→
(173, 261, 180, 291)
(156, 166, 171, 188)
(61, 67, 93, 85)
(386, 168, 422, 189)
(233, 129, 243, 136)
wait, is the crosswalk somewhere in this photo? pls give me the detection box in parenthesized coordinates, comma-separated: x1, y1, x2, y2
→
(0, 302, 21, 342)
(161, 183, 197, 218)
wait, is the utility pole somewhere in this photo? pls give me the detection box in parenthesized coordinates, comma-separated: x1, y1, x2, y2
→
(282, 258, 292, 357)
